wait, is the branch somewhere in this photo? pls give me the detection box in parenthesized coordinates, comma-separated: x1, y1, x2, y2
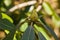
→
(36, 5, 42, 12)
(28, 5, 42, 12)
(9, 1, 37, 12)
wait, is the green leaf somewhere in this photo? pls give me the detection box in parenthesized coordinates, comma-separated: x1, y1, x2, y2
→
(20, 18, 26, 23)
(39, 17, 59, 40)
(4, 30, 16, 40)
(38, 32, 46, 40)
(2, 13, 13, 23)
(4, 0, 12, 7)
(13, 34, 17, 40)
(43, 2, 54, 15)
(16, 32, 21, 40)
(52, 16, 60, 27)
(5, 30, 10, 34)
(20, 22, 28, 32)
(0, 13, 2, 19)
(0, 19, 15, 31)
(43, 2, 60, 20)
(1, 7, 7, 12)
(0, 19, 16, 40)
(21, 26, 35, 40)
(34, 24, 50, 40)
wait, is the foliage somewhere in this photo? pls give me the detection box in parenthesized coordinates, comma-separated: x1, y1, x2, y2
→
(0, 0, 60, 40)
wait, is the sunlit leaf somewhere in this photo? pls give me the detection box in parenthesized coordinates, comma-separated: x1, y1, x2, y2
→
(20, 22, 28, 32)
(43, 2, 60, 18)
(5, 30, 10, 34)
(2, 13, 13, 23)
(39, 17, 59, 40)
(13, 34, 17, 40)
(4, 30, 16, 40)
(4, 0, 12, 7)
(20, 18, 26, 23)
(34, 24, 50, 40)
(52, 16, 60, 27)
(38, 32, 46, 40)
(43, 2, 54, 15)
(21, 26, 35, 40)
(16, 32, 21, 40)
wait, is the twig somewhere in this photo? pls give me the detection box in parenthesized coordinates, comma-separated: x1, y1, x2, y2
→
(9, 1, 37, 12)
(36, 5, 42, 12)
(28, 5, 42, 12)
(28, 6, 34, 12)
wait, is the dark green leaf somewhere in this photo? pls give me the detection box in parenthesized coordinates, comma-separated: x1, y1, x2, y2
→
(0, 0, 3, 6)
(21, 26, 35, 40)
(0, 19, 16, 40)
(0, 19, 15, 31)
(39, 17, 59, 40)
(38, 32, 46, 40)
